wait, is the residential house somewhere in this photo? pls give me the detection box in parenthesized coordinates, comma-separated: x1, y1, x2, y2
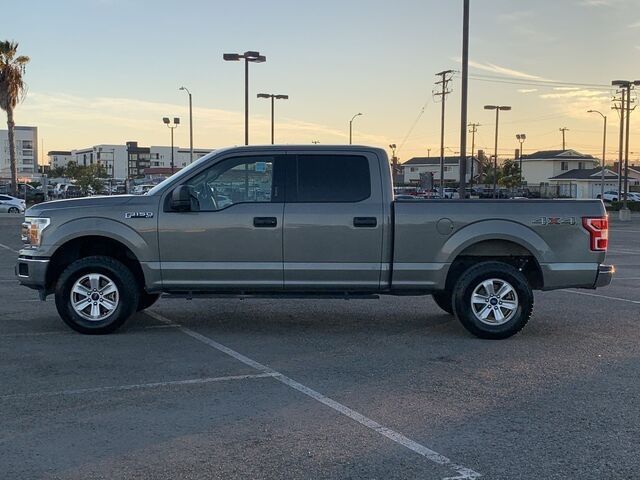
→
(520, 149, 599, 185)
(399, 156, 480, 185)
(549, 167, 640, 199)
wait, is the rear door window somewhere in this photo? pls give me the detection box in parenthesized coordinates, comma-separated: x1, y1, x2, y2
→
(292, 155, 370, 202)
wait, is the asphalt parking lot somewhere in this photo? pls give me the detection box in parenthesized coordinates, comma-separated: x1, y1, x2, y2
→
(1, 213, 639, 479)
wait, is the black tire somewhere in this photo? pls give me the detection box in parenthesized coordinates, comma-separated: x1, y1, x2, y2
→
(55, 256, 139, 334)
(452, 261, 533, 340)
(137, 292, 160, 312)
(8, 207, 19, 214)
(432, 291, 454, 315)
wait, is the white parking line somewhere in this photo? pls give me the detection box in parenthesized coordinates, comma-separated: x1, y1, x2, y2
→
(562, 290, 640, 304)
(1, 373, 276, 400)
(0, 242, 18, 254)
(607, 249, 640, 255)
(145, 310, 481, 480)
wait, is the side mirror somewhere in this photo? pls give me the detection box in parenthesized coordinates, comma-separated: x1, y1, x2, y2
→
(171, 185, 192, 212)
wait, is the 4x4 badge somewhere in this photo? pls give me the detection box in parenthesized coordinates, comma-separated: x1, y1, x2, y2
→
(532, 216, 575, 225)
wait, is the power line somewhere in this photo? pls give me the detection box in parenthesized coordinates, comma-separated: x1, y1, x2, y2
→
(468, 74, 613, 91)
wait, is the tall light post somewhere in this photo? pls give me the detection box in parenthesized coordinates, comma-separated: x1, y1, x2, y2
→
(163, 117, 180, 174)
(257, 93, 289, 144)
(349, 113, 363, 144)
(516, 133, 526, 188)
(223, 51, 267, 145)
(587, 110, 607, 200)
(179, 86, 193, 164)
(484, 105, 511, 198)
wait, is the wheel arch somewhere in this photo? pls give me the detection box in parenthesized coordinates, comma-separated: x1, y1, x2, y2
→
(441, 220, 549, 292)
(45, 234, 147, 294)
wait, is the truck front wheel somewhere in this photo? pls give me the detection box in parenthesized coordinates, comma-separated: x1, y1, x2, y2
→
(54, 256, 139, 334)
(452, 261, 533, 339)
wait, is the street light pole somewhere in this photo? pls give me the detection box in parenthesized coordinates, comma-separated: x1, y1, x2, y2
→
(258, 93, 289, 144)
(484, 105, 511, 198)
(349, 113, 363, 145)
(458, 0, 470, 199)
(163, 116, 180, 174)
(587, 110, 607, 200)
(179, 86, 193, 163)
(223, 51, 267, 146)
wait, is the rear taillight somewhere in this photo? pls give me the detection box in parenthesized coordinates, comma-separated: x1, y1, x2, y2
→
(582, 216, 608, 251)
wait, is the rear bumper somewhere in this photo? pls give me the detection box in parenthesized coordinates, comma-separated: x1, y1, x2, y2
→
(594, 264, 614, 288)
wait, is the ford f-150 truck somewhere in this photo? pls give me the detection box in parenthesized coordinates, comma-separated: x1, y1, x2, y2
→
(16, 145, 613, 339)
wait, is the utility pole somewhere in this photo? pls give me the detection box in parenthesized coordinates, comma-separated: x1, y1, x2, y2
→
(611, 79, 640, 221)
(614, 88, 625, 198)
(468, 123, 479, 188)
(458, 0, 470, 199)
(559, 127, 569, 150)
(435, 69, 454, 191)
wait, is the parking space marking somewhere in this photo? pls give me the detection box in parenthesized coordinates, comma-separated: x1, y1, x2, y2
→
(145, 310, 481, 480)
(562, 290, 640, 304)
(1, 373, 277, 400)
(0, 242, 18, 254)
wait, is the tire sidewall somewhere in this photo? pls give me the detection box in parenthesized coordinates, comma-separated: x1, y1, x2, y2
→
(55, 257, 138, 334)
(453, 263, 533, 339)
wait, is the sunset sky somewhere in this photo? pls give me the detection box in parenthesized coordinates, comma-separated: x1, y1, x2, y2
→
(5, 0, 640, 164)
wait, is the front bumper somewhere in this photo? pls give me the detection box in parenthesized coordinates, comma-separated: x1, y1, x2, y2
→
(594, 264, 614, 288)
(15, 254, 49, 292)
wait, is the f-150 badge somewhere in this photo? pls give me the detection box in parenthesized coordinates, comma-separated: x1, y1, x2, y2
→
(124, 212, 154, 219)
(532, 216, 575, 225)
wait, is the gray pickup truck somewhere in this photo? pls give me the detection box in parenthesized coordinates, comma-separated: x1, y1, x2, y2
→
(16, 145, 613, 339)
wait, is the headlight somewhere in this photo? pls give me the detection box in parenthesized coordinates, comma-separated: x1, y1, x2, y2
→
(21, 217, 50, 247)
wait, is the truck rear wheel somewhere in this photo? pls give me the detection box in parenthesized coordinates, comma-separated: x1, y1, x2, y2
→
(452, 261, 533, 339)
(54, 256, 139, 335)
(432, 292, 454, 315)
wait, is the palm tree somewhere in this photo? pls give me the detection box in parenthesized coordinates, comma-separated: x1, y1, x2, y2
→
(0, 41, 29, 196)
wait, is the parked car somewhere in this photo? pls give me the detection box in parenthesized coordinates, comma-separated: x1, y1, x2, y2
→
(395, 194, 418, 200)
(63, 185, 83, 198)
(596, 190, 639, 202)
(17, 145, 613, 339)
(439, 187, 459, 199)
(132, 184, 156, 195)
(0, 194, 26, 214)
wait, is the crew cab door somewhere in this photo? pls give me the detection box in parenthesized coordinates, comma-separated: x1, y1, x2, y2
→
(283, 152, 384, 290)
(158, 154, 285, 290)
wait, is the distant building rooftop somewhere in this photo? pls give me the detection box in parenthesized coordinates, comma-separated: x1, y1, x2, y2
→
(522, 149, 596, 161)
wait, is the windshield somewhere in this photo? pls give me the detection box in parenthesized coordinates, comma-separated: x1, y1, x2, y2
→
(146, 153, 217, 196)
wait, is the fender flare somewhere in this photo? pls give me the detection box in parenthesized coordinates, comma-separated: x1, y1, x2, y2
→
(437, 219, 554, 265)
(43, 217, 152, 262)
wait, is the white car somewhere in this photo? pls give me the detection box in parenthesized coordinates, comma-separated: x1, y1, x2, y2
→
(440, 187, 460, 199)
(0, 194, 26, 214)
(599, 190, 640, 202)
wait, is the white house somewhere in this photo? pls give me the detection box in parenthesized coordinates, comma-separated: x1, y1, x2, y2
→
(549, 167, 640, 199)
(520, 149, 599, 185)
(400, 156, 481, 185)
(0, 126, 38, 180)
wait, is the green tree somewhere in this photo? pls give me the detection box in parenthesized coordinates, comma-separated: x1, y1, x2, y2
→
(65, 162, 107, 195)
(498, 159, 521, 189)
(0, 41, 29, 196)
